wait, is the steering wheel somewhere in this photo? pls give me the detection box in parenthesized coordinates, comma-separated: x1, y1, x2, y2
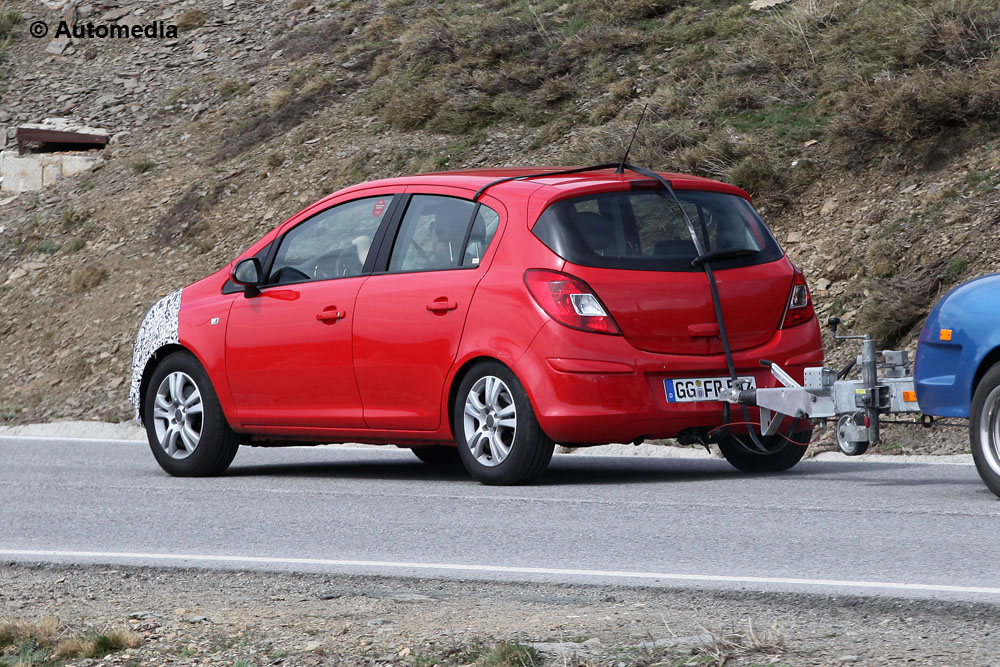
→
(334, 247, 363, 277)
(311, 250, 341, 280)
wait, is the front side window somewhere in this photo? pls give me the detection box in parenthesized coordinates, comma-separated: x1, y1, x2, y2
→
(269, 195, 393, 284)
(388, 195, 499, 272)
(531, 189, 782, 272)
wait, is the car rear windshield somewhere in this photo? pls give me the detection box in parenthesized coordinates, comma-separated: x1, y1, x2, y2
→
(531, 189, 783, 272)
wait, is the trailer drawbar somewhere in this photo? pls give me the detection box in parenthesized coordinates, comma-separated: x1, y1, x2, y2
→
(723, 317, 948, 456)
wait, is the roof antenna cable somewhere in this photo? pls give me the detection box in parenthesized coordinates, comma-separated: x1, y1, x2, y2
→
(616, 103, 648, 175)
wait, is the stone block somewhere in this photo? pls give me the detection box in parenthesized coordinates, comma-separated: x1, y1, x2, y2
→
(61, 153, 99, 176)
(1, 152, 43, 192)
(41, 160, 62, 186)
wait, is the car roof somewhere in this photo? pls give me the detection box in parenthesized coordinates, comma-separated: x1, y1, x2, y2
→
(334, 166, 752, 204)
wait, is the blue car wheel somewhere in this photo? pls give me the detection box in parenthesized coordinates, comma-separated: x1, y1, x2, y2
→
(971, 364, 1000, 498)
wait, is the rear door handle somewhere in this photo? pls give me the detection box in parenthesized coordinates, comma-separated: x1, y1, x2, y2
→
(316, 307, 346, 322)
(426, 299, 458, 312)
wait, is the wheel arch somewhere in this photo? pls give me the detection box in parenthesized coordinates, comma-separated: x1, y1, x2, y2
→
(973, 346, 1000, 404)
(447, 355, 535, 439)
(136, 343, 193, 425)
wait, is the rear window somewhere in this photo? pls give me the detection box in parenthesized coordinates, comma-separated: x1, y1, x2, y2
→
(531, 189, 783, 272)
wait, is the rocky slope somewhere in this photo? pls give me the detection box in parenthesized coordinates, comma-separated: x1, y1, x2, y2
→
(0, 0, 997, 455)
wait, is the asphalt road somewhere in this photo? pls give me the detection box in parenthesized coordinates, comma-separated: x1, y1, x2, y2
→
(2, 436, 998, 603)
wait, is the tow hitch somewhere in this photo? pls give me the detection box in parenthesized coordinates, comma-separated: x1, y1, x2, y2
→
(722, 317, 926, 456)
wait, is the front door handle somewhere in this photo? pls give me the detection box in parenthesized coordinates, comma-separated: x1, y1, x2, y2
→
(426, 299, 458, 313)
(316, 307, 346, 322)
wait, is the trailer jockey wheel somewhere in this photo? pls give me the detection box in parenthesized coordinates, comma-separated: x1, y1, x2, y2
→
(836, 414, 869, 456)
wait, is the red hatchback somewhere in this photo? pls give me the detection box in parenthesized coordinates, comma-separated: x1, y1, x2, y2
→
(130, 165, 822, 484)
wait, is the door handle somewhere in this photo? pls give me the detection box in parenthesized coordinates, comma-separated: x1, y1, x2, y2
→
(426, 300, 458, 312)
(688, 323, 720, 336)
(316, 307, 346, 322)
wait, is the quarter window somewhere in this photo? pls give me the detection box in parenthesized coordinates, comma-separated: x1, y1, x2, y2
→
(269, 195, 393, 284)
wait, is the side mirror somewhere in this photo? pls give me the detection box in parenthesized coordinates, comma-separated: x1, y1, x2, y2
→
(231, 257, 262, 297)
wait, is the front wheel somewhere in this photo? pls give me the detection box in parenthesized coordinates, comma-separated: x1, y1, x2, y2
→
(453, 362, 554, 485)
(143, 351, 239, 476)
(716, 429, 811, 473)
(970, 365, 1000, 498)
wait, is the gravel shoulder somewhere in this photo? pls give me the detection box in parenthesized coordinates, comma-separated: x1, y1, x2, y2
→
(3, 563, 999, 666)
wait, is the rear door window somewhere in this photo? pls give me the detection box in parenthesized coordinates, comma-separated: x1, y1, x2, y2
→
(531, 189, 782, 272)
(387, 195, 500, 272)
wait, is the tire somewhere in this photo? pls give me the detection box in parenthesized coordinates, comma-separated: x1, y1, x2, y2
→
(970, 364, 1000, 498)
(410, 445, 462, 465)
(453, 361, 555, 485)
(143, 351, 240, 477)
(717, 428, 812, 473)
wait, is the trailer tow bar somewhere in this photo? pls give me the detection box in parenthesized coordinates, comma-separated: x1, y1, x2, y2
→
(721, 317, 923, 456)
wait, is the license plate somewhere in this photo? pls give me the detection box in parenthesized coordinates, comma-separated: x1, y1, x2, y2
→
(665, 375, 756, 403)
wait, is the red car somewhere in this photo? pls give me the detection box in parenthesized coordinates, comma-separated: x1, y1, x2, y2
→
(129, 165, 822, 484)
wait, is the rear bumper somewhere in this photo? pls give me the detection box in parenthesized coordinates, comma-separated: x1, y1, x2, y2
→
(514, 319, 823, 444)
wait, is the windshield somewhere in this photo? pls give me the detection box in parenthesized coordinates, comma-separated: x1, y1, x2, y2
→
(531, 189, 783, 272)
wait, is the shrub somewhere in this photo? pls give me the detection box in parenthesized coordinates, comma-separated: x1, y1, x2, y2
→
(0, 8, 20, 43)
(176, 8, 207, 31)
(68, 264, 108, 293)
(130, 159, 156, 174)
(859, 259, 947, 347)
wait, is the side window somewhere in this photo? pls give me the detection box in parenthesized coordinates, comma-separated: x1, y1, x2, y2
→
(387, 195, 500, 273)
(462, 204, 500, 267)
(389, 195, 474, 272)
(269, 195, 392, 284)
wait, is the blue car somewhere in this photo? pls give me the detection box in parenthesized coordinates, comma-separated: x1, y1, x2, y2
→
(915, 274, 1000, 496)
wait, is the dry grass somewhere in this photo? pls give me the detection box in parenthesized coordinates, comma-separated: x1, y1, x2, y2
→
(198, 0, 1000, 212)
(0, 8, 19, 58)
(690, 618, 784, 665)
(475, 640, 538, 667)
(859, 259, 948, 347)
(176, 8, 207, 31)
(0, 618, 59, 649)
(1, 617, 141, 664)
(211, 71, 348, 164)
(54, 628, 142, 660)
(67, 264, 108, 294)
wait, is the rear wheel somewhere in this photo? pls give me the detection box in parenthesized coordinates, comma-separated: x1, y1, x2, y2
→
(143, 351, 239, 476)
(453, 362, 554, 485)
(410, 445, 461, 465)
(717, 429, 811, 472)
(970, 364, 1000, 498)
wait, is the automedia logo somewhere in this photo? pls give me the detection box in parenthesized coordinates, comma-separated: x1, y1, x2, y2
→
(30, 20, 179, 39)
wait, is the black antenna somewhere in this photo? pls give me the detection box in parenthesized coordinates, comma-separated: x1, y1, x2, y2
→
(616, 103, 648, 174)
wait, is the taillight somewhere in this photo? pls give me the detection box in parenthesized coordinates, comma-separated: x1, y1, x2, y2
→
(780, 268, 815, 328)
(524, 269, 621, 335)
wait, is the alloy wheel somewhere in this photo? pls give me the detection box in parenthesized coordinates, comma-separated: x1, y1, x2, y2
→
(463, 375, 517, 467)
(152, 371, 204, 460)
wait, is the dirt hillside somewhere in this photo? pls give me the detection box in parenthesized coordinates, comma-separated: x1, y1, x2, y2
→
(1, 0, 998, 454)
